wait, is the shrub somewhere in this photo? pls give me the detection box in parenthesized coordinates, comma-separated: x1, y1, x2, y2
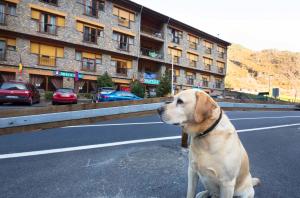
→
(156, 72, 171, 97)
(130, 80, 145, 98)
(97, 72, 115, 88)
(83, 93, 92, 99)
(44, 91, 53, 100)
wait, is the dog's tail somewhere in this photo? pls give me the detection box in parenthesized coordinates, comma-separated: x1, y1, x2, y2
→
(252, 177, 261, 187)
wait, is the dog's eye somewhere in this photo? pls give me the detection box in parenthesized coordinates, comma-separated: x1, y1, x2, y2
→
(177, 98, 184, 105)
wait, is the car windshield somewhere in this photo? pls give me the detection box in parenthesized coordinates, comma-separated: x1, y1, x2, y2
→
(56, 89, 74, 93)
(0, 82, 27, 90)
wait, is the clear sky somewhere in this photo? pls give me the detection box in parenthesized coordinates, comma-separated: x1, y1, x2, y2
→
(131, 0, 300, 52)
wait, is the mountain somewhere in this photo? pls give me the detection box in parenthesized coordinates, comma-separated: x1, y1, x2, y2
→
(225, 44, 300, 99)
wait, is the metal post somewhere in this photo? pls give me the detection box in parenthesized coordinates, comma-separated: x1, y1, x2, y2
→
(181, 127, 188, 148)
(171, 54, 174, 96)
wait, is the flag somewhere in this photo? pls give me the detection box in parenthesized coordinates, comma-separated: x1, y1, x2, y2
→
(18, 63, 23, 73)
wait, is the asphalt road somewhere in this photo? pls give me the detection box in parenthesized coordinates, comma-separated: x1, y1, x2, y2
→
(1, 111, 300, 198)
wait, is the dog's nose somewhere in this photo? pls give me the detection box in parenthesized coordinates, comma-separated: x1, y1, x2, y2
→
(157, 107, 164, 115)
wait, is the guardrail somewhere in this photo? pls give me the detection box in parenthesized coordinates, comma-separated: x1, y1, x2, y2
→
(0, 101, 299, 129)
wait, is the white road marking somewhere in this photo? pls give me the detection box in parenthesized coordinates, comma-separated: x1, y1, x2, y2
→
(230, 115, 300, 121)
(63, 116, 300, 128)
(62, 122, 163, 128)
(1, 122, 300, 160)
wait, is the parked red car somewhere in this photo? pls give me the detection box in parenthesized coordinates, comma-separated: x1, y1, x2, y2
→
(52, 88, 77, 105)
(0, 81, 40, 105)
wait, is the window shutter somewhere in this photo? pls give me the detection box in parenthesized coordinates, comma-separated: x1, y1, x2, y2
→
(56, 47, 64, 58)
(7, 38, 16, 46)
(40, 44, 56, 56)
(175, 69, 180, 76)
(82, 52, 95, 59)
(119, 9, 129, 20)
(129, 13, 135, 21)
(76, 22, 84, 32)
(95, 54, 101, 59)
(30, 42, 39, 54)
(57, 16, 65, 27)
(127, 60, 132, 69)
(31, 10, 40, 20)
(113, 6, 118, 16)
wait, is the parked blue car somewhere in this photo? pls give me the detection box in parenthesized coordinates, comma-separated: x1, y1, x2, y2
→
(98, 91, 142, 102)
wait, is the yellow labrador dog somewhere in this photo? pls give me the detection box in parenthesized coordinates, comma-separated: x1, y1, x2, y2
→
(157, 89, 260, 198)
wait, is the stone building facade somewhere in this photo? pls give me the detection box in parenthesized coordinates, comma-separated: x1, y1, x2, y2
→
(0, 0, 230, 95)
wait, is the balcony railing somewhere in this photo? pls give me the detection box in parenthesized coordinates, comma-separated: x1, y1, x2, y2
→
(189, 60, 197, 67)
(82, 58, 96, 72)
(141, 25, 164, 39)
(189, 42, 197, 50)
(173, 76, 177, 83)
(38, 22, 58, 35)
(83, 32, 97, 44)
(140, 47, 163, 59)
(218, 67, 224, 74)
(0, 51, 5, 60)
(39, 55, 56, 66)
(202, 80, 209, 87)
(205, 47, 212, 54)
(218, 52, 225, 58)
(113, 40, 131, 52)
(0, 12, 6, 25)
(172, 56, 180, 64)
(204, 64, 211, 71)
(215, 82, 222, 89)
(186, 78, 194, 85)
(116, 67, 127, 75)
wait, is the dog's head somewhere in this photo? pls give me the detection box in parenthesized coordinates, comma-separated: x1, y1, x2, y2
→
(157, 89, 219, 126)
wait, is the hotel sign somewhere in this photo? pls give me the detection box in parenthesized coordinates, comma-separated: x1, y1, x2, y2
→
(144, 78, 160, 85)
(53, 71, 84, 79)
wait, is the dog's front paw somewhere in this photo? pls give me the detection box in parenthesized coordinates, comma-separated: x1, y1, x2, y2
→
(196, 190, 210, 198)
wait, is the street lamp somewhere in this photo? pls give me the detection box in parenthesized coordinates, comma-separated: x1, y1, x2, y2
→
(170, 46, 177, 96)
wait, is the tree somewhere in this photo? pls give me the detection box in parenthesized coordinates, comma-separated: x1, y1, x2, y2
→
(97, 72, 114, 88)
(130, 80, 145, 98)
(156, 72, 171, 97)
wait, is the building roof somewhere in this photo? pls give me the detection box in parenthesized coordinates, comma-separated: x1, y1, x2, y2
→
(114, 0, 231, 46)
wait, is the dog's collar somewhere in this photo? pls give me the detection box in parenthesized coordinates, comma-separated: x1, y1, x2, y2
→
(194, 110, 223, 138)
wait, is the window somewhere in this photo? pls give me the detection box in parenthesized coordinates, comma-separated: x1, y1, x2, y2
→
(216, 78, 222, 89)
(40, 0, 58, 6)
(113, 6, 135, 28)
(0, 40, 6, 60)
(0, 37, 16, 60)
(203, 40, 213, 54)
(76, 51, 101, 72)
(202, 76, 209, 87)
(83, 0, 104, 17)
(113, 32, 134, 52)
(203, 57, 212, 71)
(217, 46, 225, 58)
(168, 47, 182, 64)
(111, 58, 132, 76)
(31, 9, 65, 35)
(188, 35, 199, 50)
(187, 53, 198, 67)
(168, 68, 179, 83)
(39, 13, 57, 35)
(186, 71, 195, 85)
(217, 61, 225, 73)
(0, 2, 17, 25)
(30, 42, 64, 66)
(169, 27, 182, 44)
(76, 20, 103, 44)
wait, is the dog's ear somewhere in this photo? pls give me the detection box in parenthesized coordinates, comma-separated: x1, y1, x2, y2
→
(194, 92, 218, 123)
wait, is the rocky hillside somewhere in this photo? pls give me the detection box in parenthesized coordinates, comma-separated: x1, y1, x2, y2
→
(225, 44, 300, 98)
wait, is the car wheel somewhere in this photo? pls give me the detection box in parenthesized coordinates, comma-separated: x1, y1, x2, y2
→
(52, 101, 56, 105)
(28, 97, 33, 106)
(74, 101, 77, 104)
(0, 102, 3, 105)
